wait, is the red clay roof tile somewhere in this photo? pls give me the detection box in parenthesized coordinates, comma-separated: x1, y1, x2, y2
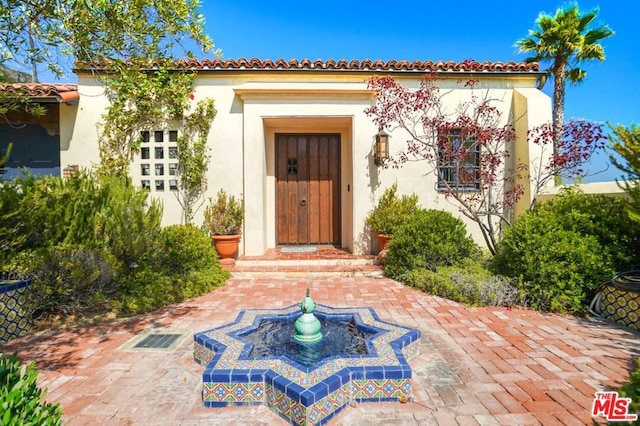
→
(179, 58, 539, 72)
(77, 58, 539, 73)
(0, 83, 79, 102)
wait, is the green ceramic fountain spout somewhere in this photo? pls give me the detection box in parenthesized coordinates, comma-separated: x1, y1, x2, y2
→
(294, 289, 323, 343)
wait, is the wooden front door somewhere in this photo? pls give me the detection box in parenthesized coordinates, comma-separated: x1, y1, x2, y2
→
(276, 134, 340, 245)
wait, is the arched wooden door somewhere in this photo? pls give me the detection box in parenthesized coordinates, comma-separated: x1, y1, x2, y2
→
(276, 134, 340, 245)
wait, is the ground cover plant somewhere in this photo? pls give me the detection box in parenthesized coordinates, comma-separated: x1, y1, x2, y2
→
(402, 259, 524, 308)
(382, 207, 522, 308)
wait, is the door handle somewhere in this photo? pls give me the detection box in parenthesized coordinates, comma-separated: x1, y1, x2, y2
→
(300, 199, 306, 207)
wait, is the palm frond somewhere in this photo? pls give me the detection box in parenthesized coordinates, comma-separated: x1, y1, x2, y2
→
(565, 67, 586, 84)
(577, 43, 605, 61)
(584, 26, 615, 45)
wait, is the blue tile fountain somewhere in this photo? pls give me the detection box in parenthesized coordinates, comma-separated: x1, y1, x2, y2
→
(194, 290, 421, 425)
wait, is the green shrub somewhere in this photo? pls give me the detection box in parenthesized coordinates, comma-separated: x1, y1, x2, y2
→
(93, 174, 163, 268)
(615, 358, 640, 426)
(116, 224, 229, 316)
(492, 192, 639, 314)
(403, 259, 522, 307)
(158, 223, 229, 298)
(0, 179, 27, 263)
(6, 245, 118, 319)
(6, 172, 109, 251)
(177, 269, 229, 300)
(365, 183, 420, 235)
(384, 209, 479, 280)
(159, 224, 220, 273)
(115, 269, 178, 315)
(533, 191, 640, 271)
(0, 172, 163, 269)
(115, 267, 229, 316)
(0, 353, 62, 426)
(0, 174, 229, 322)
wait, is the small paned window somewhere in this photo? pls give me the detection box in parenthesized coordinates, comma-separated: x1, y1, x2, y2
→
(137, 129, 179, 192)
(287, 158, 298, 175)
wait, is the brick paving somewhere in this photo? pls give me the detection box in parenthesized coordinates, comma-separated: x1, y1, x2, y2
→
(2, 276, 639, 425)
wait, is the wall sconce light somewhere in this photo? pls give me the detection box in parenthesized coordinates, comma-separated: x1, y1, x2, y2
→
(374, 130, 389, 166)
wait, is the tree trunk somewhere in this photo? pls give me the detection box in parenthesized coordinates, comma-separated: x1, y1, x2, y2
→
(552, 60, 566, 185)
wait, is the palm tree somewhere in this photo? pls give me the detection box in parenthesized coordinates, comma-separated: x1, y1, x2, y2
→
(516, 4, 614, 158)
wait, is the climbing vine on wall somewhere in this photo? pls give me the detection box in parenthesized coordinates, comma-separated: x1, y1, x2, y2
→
(176, 96, 217, 224)
(96, 60, 217, 223)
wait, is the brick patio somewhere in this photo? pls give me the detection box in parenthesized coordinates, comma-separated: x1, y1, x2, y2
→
(2, 275, 639, 425)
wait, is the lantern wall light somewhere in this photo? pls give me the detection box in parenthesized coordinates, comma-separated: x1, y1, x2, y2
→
(374, 130, 389, 166)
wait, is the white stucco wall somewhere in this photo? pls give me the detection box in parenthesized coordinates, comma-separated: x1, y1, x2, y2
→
(512, 88, 554, 216)
(63, 69, 550, 255)
(538, 181, 628, 203)
(60, 79, 110, 170)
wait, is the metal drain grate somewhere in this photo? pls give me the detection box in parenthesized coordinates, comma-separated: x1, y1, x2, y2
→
(133, 333, 182, 349)
(118, 329, 189, 352)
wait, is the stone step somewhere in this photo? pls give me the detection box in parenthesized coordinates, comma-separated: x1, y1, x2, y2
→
(235, 257, 378, 267)
(230, 263, 384, 278)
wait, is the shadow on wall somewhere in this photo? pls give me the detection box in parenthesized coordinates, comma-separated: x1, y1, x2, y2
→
(366, 139, 382, 194)
(357, 147, 381, 255)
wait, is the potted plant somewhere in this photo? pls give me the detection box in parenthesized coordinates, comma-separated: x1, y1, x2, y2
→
(203, 189, 244, 266)
(365, 183, 420, 254)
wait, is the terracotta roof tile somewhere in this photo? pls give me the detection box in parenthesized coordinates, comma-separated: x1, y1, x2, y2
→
(0, 83, 79, 102)
(78, 58, 539, 73)
(178, 58, 539, 73)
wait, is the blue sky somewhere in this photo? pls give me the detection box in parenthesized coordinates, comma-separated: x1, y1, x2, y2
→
(202, 0, 639, 182)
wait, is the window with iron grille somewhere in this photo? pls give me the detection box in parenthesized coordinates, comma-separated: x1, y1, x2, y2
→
(437, 129, 480, 191)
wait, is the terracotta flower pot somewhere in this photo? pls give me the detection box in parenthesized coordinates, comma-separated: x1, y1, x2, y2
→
(376, 233, 392, 251)
(211, 234, 241, 270)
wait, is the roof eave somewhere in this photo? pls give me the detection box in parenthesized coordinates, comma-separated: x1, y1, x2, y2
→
(0, 83, 80, 104)
(73, 58, 541, 76)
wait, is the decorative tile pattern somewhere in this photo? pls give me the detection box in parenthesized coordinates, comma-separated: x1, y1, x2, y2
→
(194, 304, 420, 425)
(0, 280, 33, 344)
(203, 382, 265, 404)
(598, 285, 640, 331)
